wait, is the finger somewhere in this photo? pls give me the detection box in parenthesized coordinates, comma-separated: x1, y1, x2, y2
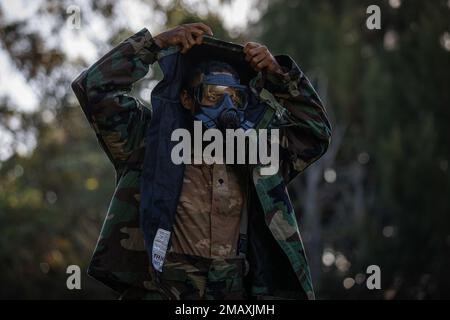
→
(195, 34, 204, 45)
(256, 59, 271, 71)
(244, 42, 259, 54)
(245, 47, 261, 60)
(190, 27, 206, 37)
(189, 27, 209, 45)
(179, 34, 190, 54)
(246, 46, 264, 58)
(185, 30, 196, 47)
(189, 29, 204, 45)
(248, 46, 267, 57)
(244, 42, 260, 49)
(251, 52, 267, 65)
(191, 23, 213, 36)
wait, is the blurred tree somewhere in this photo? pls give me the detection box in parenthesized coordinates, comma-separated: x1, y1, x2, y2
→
(256, 0, 450, 299)
(0, 0, 230, 299)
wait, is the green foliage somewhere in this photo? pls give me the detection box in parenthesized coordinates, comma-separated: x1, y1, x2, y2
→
(0, 0, 449, 299)
(258, 0, 450, 299)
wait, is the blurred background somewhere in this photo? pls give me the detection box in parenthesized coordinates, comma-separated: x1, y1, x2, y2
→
(0, 0, 449, 299)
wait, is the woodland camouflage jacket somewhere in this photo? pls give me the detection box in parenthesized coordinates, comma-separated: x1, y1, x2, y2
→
(71, 28, 331, 300)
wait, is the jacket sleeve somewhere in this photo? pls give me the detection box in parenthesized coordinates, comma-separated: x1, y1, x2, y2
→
(71, 28, 160, 172)
(254, 55, 332, 182)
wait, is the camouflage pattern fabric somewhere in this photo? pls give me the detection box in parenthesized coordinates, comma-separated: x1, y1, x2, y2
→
(134, 252, 247, 300)
(170, 163, 244, 258)
(71, 28, 331, 300)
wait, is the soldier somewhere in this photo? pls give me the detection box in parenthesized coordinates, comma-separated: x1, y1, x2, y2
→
(72, 23, 331, 300)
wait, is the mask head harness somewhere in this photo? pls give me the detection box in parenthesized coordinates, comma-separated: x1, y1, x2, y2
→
(191, 73, 254, 130)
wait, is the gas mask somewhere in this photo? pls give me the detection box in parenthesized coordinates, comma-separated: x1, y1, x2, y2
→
(191, 73, 254, 130)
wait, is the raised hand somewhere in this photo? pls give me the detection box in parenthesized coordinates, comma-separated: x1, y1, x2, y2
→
(243, 42, 283, 74)
(153, 23, 213, 54)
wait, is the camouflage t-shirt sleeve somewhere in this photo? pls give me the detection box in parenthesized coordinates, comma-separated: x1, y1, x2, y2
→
(254, 55, 332, 182)
(71, 28, 160, 171)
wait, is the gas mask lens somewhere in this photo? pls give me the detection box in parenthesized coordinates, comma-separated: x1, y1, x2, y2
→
(191, 72, 254, 130)
(199, 84, 248, 110)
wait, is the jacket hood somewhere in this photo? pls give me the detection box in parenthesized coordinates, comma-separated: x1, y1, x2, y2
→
(154, 36, 258, 100)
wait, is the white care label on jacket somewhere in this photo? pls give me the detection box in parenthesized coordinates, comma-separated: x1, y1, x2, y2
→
(152, 228, 171, 272)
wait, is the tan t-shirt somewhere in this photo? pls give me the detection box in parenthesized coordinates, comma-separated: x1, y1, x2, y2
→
(169, 163, 244, 258)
